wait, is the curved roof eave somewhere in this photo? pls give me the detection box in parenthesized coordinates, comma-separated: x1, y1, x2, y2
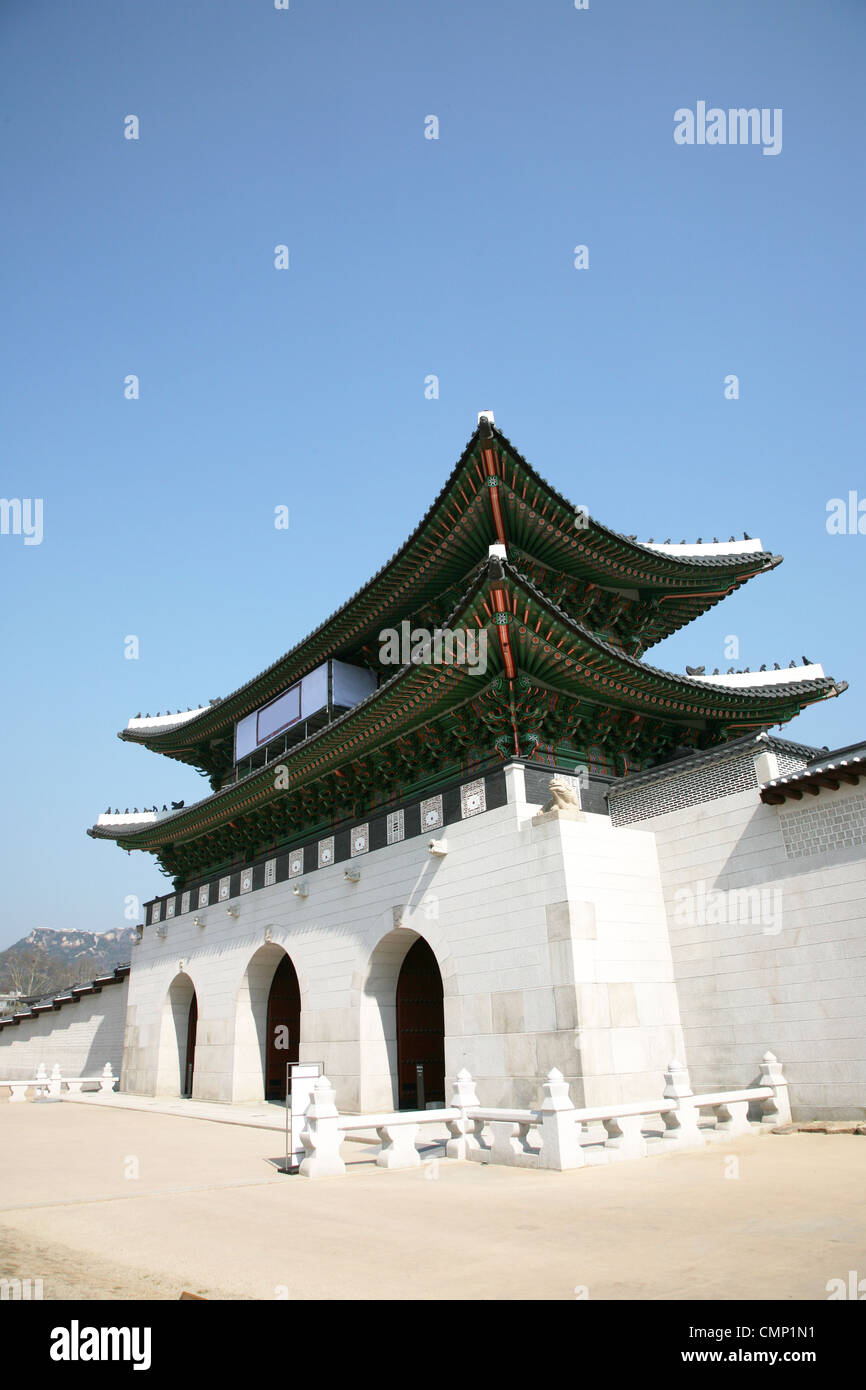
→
(118, 421, 779, 757)
(490, 422, 777, 573)
(89, 558, 843, 850)
(497, 558, 844, 707)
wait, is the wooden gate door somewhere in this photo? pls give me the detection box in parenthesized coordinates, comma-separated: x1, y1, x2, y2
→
(184, 993, 198, 1096)
(266, 955, 301, 1101)
(396, 938, 445, 1109)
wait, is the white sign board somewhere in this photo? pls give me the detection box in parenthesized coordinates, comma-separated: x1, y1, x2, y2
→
(234, 661, 377, 763)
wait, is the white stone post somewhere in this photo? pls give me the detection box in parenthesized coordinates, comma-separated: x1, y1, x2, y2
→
(503, 762, 527, 812)
(602, 1112, 647, 1161)
(34, 1062, 48, 1098)
(98, 1063, 116, 1094)
(445, 1069, 484, 1160)
(754, 748, 780, 785)
(488, 1120, 541, 1167)
(48, 1064, 63, 1098)
(376, 1122, 421, 1169)
(537, 1069, 584, 1170)
(711, 1099, 751, 1137)
(662, 1058, 704, 1150)
(299, 1075, 346, 1178)
(290, 1063, 321, 1168)
(757, 1051, 791, 1126)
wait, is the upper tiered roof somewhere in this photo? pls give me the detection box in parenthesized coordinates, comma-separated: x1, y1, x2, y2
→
(114, 418, 785, 788)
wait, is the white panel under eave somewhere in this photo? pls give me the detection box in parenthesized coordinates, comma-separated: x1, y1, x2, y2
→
(331, 660, 376, 709)
(234, 711, 258, 760)
(300, 662, 328, 718)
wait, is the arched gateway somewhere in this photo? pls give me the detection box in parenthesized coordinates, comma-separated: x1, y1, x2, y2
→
(233, 944, 301, 1104)
(265, 953, 301, 1100)
(396, 937, 445, 1108)
(359, 928, 446, 1111)
(156, 973, 197, 1097)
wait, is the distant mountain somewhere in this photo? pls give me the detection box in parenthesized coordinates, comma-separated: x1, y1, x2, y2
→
(0, 927, 136, 1000)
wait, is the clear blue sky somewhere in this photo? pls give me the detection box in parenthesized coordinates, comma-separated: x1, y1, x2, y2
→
(1, 0, 863, 948)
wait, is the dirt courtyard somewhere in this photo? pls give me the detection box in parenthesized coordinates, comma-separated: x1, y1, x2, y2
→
(0, 1100, 863, 1301)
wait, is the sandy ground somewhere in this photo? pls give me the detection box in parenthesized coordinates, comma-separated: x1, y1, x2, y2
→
(0, 1099, 864, 1301)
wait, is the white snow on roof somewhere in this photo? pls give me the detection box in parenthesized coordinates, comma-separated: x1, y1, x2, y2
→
(96, 810, 172, 827)
(685, 663, 824, 688)
(126, 707, 209, 731)
(642, 538, 764, 557)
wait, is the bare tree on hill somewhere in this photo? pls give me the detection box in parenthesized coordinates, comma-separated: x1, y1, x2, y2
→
(2, 947, 54, 999)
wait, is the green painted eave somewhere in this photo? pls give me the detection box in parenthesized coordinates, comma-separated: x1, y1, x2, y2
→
(117, 422, 780, 775)
(91, 557, 843, 857)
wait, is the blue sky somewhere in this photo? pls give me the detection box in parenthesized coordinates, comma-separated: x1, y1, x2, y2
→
(1, 0, 863, 948)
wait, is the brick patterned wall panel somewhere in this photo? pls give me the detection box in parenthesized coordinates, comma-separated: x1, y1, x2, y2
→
(610, 754, 758, 826)
(776, 751, 812, 778)
(780, 791, 866, 859)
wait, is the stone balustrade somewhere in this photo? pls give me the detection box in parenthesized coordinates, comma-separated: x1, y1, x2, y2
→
(337, 1108, 460, 1170)
(1, 1062, 117, 1102)
(298, 1052, 790, 1178)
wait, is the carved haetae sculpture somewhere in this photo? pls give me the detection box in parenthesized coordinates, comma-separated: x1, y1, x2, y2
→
(543, 776, 581, 811)
(532, 775, 584, 825)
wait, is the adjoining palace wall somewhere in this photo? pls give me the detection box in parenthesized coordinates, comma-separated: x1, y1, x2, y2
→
(0, 979, 128, 1084)
(616, 768, 866, 1121)
(122, 764, 687, 1112)
(12, 744, 863, 1120)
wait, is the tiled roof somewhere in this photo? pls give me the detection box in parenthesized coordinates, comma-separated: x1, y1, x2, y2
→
(759, 744, 866, 803)
(0, 964, 131, 1030)
(608, 731, 821, 797)
(89, 556, 844, 849)
(117, 420, 780, 757)
(804, 740, 866, 770)
(495, 423, 777, 571)
(504, 558, 842, 703)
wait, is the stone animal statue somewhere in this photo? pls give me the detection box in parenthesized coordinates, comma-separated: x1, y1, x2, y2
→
(541, 776, 581, 812)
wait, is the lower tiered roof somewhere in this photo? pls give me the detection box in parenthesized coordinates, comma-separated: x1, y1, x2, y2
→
(89, 553, 845, 882)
